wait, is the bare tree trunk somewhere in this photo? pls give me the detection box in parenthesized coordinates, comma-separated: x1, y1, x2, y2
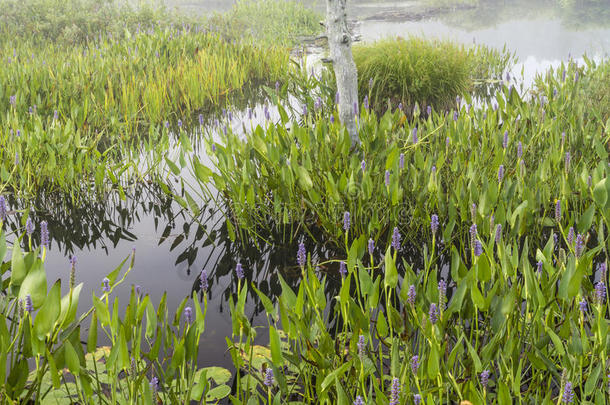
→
(325, 0, 359, 147)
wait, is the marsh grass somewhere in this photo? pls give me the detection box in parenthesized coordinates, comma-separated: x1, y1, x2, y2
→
(353, 38, 514, 115)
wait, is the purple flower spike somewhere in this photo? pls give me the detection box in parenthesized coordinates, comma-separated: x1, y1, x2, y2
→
(391, 227, 401, 250)
(368, 77, 373, 89)
(412, 127, 418, 144)
(368, 238, 374, 256)
(343, 211, 351, 231)
(474, 240, 483, 257)
(429, 303, 439, 324)
(363, 96, 369, 111)
(389, 377, 400, 405)
(200, 270, 208, 292)
(398, 102, 403, 112)
(407, 285, 416, 306)
(438, 279, 447, 309)
(297, 242, 306, 267)
(339, 261, 347, 277)
(567, 227, 575, 246)
(498, 165, 505, 182)
(575, 234, 585, 258)
(26, 218, 34, 237)
(184, 306, 192, 324)
(414, 394, 422, 405)
(177, 119, 182, 128)
(330, 115, 335, 124)
(102, 277, 111, 293)
(357, 335, 365, 357)
(517, 141, 523, 158)
(399, 153, 405, 170)
(264, 368, 275, 387)
(446, 137, 450, 147)
(361, 160, 366, 172)
(235, 263, 244, 279)
(565, 151, 571, 171)
(198, 114, 204, 126)
(353, 396, 364, 405)
(9, 95, 16, 106)
(595, 281, 606, 304)
(562, 381, 574, 403)
(480, 370, 490, 389)
(555, 200, 561, 223)
(410, 355, 420, 374)
(579, 298, 587, 313)
(40, 221, 49, 248)
(24, 294, 33, 312)
(470, 224, 478, 248)
(453, 110, 458, 121)
(536, 261, 543, 274)
(427, 105, 432, 116)
(431, 214, 439, 234)
(385, 170, 390, 187)
(502, 131, 508, 149)
(275, 81, 280, 93)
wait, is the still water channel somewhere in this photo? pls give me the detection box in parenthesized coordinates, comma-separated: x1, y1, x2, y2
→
(20, 0, 610, 369)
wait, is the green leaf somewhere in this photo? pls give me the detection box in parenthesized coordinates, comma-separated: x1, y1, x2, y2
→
(10, 242, 26, 287)
(34, 280, 61, 339)
(269, 326, 284, 366)
(64, 341, 81, 376)
(296, 166, 313, 190)
(384, 246, 398, 289)
(592, 178, 608, 207)
(18, 258, 47, 308)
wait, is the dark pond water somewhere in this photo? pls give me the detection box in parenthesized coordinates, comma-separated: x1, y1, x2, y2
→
(14, 0, 609, 371)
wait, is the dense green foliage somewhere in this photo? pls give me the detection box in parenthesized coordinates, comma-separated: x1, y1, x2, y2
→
(351, 38, 515, 115)
(189, 57, 608, 253)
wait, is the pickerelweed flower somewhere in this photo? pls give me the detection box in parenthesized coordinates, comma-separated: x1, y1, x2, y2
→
(410, 355, 420, 374)
(275, 81, 280, 93)
(429, 303, 439, 324)
(315, 96, 322, 110)
(235, 263, 244, 279)
(353, 396, 364, 405)
(368, 238, 374, 256)
(198, 114, 204, 126)
(498, 165, 505, 182)
(343, 211, 350, 231)
(150, 376, 159, 396)
(453, 110, 458, 121)
(562, 381, 574, 403)
(579, 298, 587, 313)
(407, 285, 416, 306)
(517, 141, 523, 158)
(502, 131, 508, 149)
(164, 121, 170, 129)
(357, 335, 365, 357)
(264, 106, 271, 121)
(391, 227, 401, 250)
(40, 221, 49, 248)
(303, 104, 308, 116)
(200, 270, 208, 292)
(565, 151, 571, 171)
(363, 95, 369, 111)
(480, 370, 490, 389)
(330, 115, 335, 124)
(431, 214, 439, 234)
(26, 218, 34, 237)
(536, 261, 543, 274)
(70, 255, 77, 289)
(398, 102, 403, 111)
(389, 377, 400, 405)
(54, 110, 58, 120)
(24, 294, 33, 312)
(102, 277, 111, 293)
(297, 242, 306, 267)
(555, 200, 561, 222)
(264, 368, 275, 387)
(595, 281, 606, 304)
(361, 160, 366, 172)
(561, 131, 566, 146)
(470, 224, 478, 248)
(412, 127, 418, 143)
(438, 279, 447, 309)
(567, 227, 575, 246)
(177, 119, 182, 128)
(339, 261, 347, 277)
(414, 394, 422, 405)
(399, 153, 405, 170)
(575, 234, 585, 258)
(446, 137, 450, 147)
(0, 196, 7, 221)
(184, 307, 192, 324)
(427, 105, 432, 116)
(9, 95, 16, 106)
(474, 240, 483, 257)
(368, 77, 373, 89)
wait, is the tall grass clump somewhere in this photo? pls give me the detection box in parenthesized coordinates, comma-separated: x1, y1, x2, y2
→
(353, 37, 514, 114)
(209, 0, 323, 46)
